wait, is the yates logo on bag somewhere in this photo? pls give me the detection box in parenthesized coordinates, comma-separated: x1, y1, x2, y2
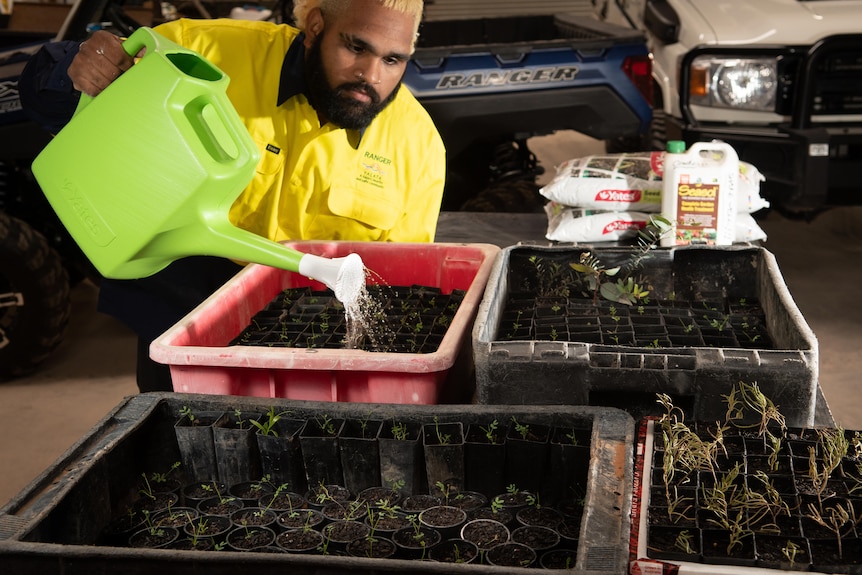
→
(602, 219, 646, 235)
(596, 189, 642, 203)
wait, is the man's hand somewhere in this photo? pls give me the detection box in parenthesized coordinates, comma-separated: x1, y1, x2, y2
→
(70, 31, 137, 97)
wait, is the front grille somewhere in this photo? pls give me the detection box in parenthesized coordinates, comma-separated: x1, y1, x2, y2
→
(799, 35, 862, 123)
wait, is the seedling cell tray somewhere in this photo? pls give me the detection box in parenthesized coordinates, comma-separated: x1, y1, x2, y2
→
(150, 241, 499, 404)
(630, 415, 862, 574)
(0, 393, 634, 575)
(472, 245, 819, 427)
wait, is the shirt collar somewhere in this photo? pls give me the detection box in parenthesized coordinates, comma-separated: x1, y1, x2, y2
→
(277, 32, 308, 106)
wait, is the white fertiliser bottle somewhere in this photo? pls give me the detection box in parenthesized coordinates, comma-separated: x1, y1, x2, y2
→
(660, 140, 739, 247)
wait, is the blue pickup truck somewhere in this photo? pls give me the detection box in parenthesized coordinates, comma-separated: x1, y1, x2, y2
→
(0, 0, 652, 377)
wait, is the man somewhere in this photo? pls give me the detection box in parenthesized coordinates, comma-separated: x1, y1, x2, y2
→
(20, 0, 445, 392)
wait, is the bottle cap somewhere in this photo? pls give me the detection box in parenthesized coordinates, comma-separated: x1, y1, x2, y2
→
(666, 140, 686, 153)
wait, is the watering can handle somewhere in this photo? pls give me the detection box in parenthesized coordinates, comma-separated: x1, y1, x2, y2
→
(121, 26, 163, 58)
(73, 27, 179, 114)
(120, 27, 259, 170)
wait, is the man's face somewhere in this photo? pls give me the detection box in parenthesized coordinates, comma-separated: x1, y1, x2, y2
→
(303, 2, 414, 130)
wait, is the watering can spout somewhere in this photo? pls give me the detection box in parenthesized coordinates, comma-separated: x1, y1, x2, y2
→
(131, 219, 367, 304)
(299, 253, 366, 304)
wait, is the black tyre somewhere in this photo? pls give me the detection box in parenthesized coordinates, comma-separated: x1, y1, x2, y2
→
(0, 212, 71, 380)
(604, 109, 666, 154)
(460, 179, 545, 213)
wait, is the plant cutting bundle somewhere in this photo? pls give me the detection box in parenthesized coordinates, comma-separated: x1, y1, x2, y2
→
(635, 382, 862, 573)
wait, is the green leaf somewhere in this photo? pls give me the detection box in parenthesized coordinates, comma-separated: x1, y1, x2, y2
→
(600, 282, 633, 305)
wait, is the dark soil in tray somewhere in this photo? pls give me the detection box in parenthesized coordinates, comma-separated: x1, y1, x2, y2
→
(229, 285, 464, 353)
(500, 249, 776, 349)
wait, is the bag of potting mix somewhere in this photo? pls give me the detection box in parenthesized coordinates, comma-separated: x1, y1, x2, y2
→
(544, 203, 768, 244)
(539, 152, 770, 214)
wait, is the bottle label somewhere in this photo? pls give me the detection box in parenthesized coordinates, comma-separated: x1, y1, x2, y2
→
(674, 178, 720, 244)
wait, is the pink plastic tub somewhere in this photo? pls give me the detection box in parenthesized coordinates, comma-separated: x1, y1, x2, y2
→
(150, 241, 500, 404)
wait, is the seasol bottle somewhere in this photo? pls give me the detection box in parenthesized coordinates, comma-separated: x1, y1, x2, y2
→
(660, 140, 739, 247)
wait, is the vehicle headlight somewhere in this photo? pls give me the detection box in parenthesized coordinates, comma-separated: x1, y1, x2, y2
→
(689, 56, 777, 111)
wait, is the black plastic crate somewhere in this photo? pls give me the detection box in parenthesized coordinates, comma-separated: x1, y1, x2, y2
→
(472, 245, 819, 427)
(0, 393, 633, 574)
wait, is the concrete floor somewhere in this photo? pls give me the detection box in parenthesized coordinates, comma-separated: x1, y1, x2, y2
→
(1, 132, 861, 506)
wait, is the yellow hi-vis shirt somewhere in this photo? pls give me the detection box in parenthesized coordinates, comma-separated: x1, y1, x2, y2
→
(154, 18, 446, 242)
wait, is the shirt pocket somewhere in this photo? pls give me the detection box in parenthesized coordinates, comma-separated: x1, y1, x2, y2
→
(326, 183, 401, 231)
(230, 138, 286, 229)
(254, 139, 285, 176)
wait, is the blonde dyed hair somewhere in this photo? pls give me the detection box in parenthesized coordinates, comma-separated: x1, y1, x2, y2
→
(293, 0, 424, 49)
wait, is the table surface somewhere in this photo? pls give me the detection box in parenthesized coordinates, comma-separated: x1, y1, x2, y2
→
(435, 211, 550, 247)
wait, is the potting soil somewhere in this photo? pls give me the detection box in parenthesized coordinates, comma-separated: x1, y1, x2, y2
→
(229, 285, 464, 354)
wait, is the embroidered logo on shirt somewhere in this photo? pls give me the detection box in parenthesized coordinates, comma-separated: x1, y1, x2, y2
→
(266, 144, 281, 155)
(358, 151, 391, 189)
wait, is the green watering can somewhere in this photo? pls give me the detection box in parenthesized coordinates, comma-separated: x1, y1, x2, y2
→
(32, 27, 364, 302)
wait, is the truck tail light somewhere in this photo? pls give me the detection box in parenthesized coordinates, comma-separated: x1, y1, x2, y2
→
(623, 54, 654, 105)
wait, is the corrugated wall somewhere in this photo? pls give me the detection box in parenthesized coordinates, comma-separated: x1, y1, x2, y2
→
(423, 0, 595, 21)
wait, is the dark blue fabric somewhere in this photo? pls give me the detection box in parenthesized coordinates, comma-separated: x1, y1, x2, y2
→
(18, 40, 82, 134)
(97, 257, 243, 342)
(278, 31, 307, 105)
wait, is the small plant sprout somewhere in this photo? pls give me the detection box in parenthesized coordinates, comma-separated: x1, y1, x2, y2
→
(452, 542, 467, 563)
(386, 478, 406, 493)
(706, 314, 730, 331)
(805, 499, 860, 559)
(259, 482, 289, 516)
(391, 420, 410, 441)
(249, 406, 289, 436)
(432, 416, 452, 444)
(375, 498, 402, 518)
(481, 419, 500, 443)
(316, 414, 337, 436)
(138, 473, 158, 501)
(782, 540, 803, 568)
(143, 461, 182, 492)
(187, 513, 207, 547)
(511, 417, 530, 440)
(140, 509, 165, 538)
(358, 412, 375, 438)
(491, 496, 504, 514)
(201, 482, 235, 506)
(565, 430, 579, 446)
(178, 405, 196, 424)
(851, 431, 862, 460)
(528, 255, 573, 298)
(435, 481, 452, 504)
(674, 529, 696, 554)
(570, 251, 620, 305)
(665, 486, 694, 525)
(233, 408, 247, 428)
(808, 427, 849, 504)
(405, 513, 430, 559)
(509, 309, 524, 335)
(314, 482, 335, 506)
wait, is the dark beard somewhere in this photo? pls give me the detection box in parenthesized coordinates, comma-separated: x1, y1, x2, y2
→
(304, 34, 400, 131)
